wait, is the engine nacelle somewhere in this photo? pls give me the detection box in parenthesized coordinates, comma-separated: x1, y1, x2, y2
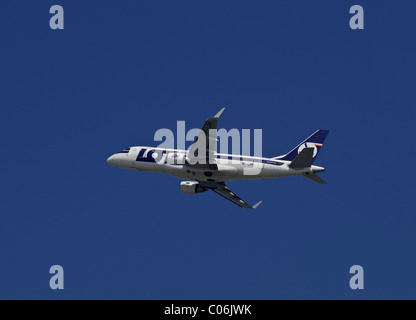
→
(180, 181, 207, 194)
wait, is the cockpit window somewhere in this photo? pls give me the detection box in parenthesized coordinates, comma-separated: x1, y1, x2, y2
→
(118, 147, 130, 154)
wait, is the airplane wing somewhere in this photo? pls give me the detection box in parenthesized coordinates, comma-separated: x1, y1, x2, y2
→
(199, 180, 262, 209)
(187, 107, 225, 170)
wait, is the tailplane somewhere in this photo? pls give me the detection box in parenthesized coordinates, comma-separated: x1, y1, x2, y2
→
(288, 147, 327, 184)
(304, 172, 327, 184)
(288, 147, 315, 169)
(276, 130, 329, 184)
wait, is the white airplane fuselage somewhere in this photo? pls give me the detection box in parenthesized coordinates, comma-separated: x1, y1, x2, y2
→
(106, 146, 325, 182)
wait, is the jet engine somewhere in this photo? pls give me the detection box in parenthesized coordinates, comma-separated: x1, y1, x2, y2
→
(180, 181, 207, 194)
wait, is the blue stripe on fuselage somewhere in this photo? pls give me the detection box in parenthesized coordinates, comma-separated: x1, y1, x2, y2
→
(132, 149, 284, 166)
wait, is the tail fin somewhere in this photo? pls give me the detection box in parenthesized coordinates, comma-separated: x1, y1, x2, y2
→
(274, 129, 329, 163)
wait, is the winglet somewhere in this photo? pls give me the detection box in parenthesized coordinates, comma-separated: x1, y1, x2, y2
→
(213, 107, 226, 118)
(252, 200, 263, 209)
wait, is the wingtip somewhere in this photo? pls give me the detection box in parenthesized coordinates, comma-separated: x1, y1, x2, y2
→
(213, 107, 226, 118)
(252, 200, 263, 209)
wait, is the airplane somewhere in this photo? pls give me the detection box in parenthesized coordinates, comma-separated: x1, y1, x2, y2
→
(106, 108, 329, 209)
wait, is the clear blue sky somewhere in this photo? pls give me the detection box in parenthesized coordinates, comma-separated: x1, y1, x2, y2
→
(1, 1, 415, 299)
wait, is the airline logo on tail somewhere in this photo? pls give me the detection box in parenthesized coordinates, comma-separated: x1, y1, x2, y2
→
(298, 142, 321, 157)
(274, 129, 328, 163)
(298, 142, 322, 158)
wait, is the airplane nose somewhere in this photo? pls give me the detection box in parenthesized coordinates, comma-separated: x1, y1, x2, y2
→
(106, 155, 115, 166)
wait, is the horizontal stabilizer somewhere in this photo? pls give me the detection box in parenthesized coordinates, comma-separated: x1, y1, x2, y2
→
(304, 172, 327, 184)
(289, 148, 314, 169)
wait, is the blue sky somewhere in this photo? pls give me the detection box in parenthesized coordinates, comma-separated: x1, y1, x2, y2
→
(1, 1, 415, 299)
